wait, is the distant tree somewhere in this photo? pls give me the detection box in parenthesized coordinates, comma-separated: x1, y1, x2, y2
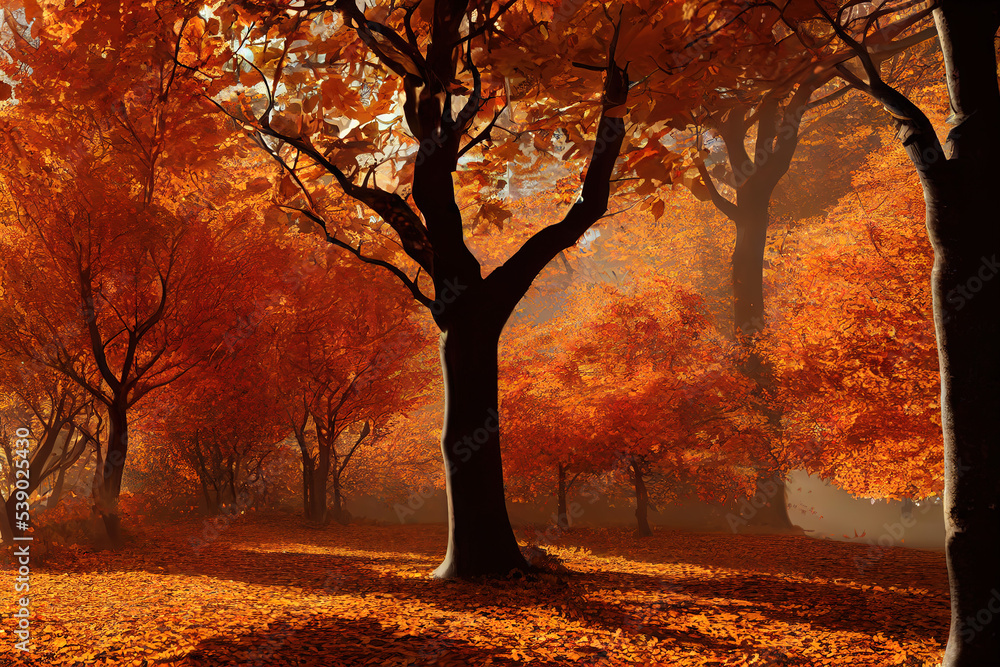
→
(0, 0, 278, 544)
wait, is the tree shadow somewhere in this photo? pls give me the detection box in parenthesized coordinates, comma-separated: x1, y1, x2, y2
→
(540, 528, 950, 593)
(37, 519, 948, 663)
(174, 615, 566, 666)
(558, 567, 949, 647)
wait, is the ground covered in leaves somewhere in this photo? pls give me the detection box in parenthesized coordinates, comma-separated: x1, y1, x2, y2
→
(2, 513, 949, 666)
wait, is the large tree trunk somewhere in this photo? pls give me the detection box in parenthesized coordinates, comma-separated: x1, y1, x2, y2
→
(740, 472, 794, 532)
(433, 319, 528, 579)
(929, 34, 1000, 659)
(856, 4, 1000, 662)
(933, 170, 1000, 665)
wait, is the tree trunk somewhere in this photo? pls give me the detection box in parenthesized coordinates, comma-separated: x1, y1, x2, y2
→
(861, 5, 1000, 662)
(631, 459, 652, 537)
(300, 458, 312, 518)
(310, 444, 329, 524)
(199, 475, 217, 514)
(934, 173, 1000, 665)
(556, 463, 569, 529)
(745, 472, 793, 532)
(433, 320, 528, 579)
(97, 401, 128, 547)
(48, 461, 67, 510)
(732, 198, 769, 339)
(730, 200, 795, 532)
(331, 473, 346, 525)
(295, 430, 314, 520)
(4, 499, 19, 544)
(0, 502, 12, 544)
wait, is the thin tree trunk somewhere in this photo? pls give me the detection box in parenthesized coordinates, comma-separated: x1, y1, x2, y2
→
(48, 459, 67, 509)
(332, 474, 346, 525)
(631, 459, 652, 537)
(295, 430, 314, 520)
(301, 461, 312, 519)
(556, 463, 569, 529)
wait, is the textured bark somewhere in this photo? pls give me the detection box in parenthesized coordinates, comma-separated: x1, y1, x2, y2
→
(433, 317, 527, 578)
(830, 3, 1000, 662)
(251, 1, 630, 578)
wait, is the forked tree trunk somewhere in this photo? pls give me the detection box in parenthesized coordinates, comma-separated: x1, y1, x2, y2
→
(433, 319, 528, 579)
(253, 5, 629, 578)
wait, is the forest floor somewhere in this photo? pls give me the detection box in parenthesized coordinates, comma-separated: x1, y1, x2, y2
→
(1, 512, 949, 666)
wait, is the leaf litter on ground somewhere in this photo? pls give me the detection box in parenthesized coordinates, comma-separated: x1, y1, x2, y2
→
(1, 514, 948, 666)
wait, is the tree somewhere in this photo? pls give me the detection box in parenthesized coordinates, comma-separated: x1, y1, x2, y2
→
(276, 244, 433, 524)
(803, 2, 1000, 663)
(184, 0, 666, 577)
(0, 0, 278, 544)
(504, 276, 766, 536)
(501, 323, 590, 530)
(0, 362, 95, 544)
(650, 2, 937, 531)
(770, 131, 942, 501)
(154, 352, 287, 515)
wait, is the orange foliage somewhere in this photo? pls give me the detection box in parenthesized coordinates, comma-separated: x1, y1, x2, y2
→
(770, 131, 942, 499)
